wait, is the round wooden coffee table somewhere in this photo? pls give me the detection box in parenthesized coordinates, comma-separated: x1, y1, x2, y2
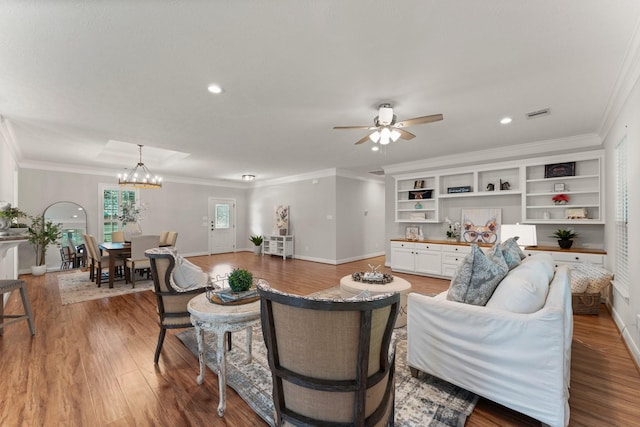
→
(187, 294, 261, 417)
(339, 275, 412, 327)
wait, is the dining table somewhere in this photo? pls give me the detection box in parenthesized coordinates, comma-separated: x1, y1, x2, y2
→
(98, 241, 131, 288)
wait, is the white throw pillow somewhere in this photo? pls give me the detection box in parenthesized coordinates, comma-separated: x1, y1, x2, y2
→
(486, 254, 553, 314)
(172, 253, 210, 290)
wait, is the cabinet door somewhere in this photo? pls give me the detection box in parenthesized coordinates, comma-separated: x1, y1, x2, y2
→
(391, 247, 415, 271)
(414, 249, 442, 275)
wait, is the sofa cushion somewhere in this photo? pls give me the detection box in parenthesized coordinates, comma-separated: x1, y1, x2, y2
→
(486, 254, 553, 313)
(446, 244, 509, 306)
(499, 237, 526, 269)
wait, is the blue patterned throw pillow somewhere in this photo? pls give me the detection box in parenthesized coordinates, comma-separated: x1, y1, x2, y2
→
(499, 237, 526, 270)
(446, 244, 509, 306)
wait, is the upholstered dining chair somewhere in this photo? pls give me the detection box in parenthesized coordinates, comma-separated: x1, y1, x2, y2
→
(111, 230, 125, 243)
(159, 231, 169, 246)
(165, 231, 178, 247)
(84, 234, 123, 287)
(145, 248, 209, 364)
(125, 234, 159, 287)
(257, 281, 399, 426)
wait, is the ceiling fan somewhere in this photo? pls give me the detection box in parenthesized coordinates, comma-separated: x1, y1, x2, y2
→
(333, 103, 443, 147)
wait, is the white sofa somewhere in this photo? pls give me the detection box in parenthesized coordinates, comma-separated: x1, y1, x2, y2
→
(407, 255, 573, 427)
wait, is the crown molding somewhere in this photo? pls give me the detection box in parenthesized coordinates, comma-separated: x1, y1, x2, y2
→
(382, 133, 602, 175)
(0, 116, 22, 164)
(18, 160, 248, 189)
(599, 15, 640, 139)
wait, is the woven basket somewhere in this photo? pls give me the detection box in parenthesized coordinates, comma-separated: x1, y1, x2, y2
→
(572, 292, 601, 315)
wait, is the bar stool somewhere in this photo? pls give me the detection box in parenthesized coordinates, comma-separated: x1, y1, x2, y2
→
(0, 279, 36, 336)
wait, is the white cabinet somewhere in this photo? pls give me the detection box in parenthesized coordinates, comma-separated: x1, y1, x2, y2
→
(523, 152, 603, 224)
(263, 235, 294, 260)
(441, 244, 472, 277)
(390, 241, 442, 276)
(524, 246, 605, 268)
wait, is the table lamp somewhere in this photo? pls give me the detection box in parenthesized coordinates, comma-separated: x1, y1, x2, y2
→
(500, 223, 537, 249)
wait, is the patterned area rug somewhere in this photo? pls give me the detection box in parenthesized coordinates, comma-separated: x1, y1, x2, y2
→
(57, 270, 153, 305)
(176, 288, 478, 426)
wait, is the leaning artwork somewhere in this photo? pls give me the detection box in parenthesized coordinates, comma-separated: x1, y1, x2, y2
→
(460, 208, 502, 244)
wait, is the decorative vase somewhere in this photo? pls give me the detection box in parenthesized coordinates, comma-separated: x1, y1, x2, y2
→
(123, 222, 142, 242)
(558, 239, 573, 249)
(253, 245, 262, 255)
(31, 265, 47, 276)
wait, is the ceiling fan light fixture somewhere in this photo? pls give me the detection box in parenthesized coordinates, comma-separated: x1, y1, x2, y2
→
(369, 130, 381, 143)
(378, 104, 394, 125)
(390, 129, 401, 142)
(379, 127, 391, 145)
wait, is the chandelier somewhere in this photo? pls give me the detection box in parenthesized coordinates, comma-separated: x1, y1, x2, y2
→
(117, 144, 162, 188)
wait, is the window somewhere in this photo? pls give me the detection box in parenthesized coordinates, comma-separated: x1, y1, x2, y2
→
(100, 185, 137, 242)
(215, 204, 230, 229)
(615, 136, 629, 296)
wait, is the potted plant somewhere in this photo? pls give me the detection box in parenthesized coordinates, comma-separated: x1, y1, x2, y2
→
(249, 235, 263, 255)
(550, 228, 578, 249)
(27, 214, 63, 276)
(0, 204, 28, 236)
(228, 268, 253, 292)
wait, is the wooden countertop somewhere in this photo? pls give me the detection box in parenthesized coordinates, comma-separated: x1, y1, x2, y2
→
(390, 239, 605, 254)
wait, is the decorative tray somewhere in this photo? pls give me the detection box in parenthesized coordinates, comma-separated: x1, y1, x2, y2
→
(207, 287, 260, 305)
(351, 271, 394, 285)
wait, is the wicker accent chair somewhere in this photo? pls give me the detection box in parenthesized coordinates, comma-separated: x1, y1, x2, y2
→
(257, 281, 399, 426)
(146, 250, 207, 364)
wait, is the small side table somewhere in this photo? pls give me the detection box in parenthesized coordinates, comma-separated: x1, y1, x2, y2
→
(339, 275, 412, 327)
(187, 294, 261, 417)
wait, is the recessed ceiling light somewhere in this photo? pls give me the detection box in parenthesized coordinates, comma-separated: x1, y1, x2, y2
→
(242, 174, 255, 181)
(207, 84, 223, 94)
(500, 117, 512, 125)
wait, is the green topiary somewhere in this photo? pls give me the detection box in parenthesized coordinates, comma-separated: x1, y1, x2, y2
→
(228, 268, 253, 292)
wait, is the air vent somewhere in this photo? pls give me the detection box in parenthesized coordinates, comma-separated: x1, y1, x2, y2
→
(369, 169, 385, 176)
(526, 108, 550, 119)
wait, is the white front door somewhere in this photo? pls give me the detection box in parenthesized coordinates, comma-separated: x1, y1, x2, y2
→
(208, 198, 236, 254)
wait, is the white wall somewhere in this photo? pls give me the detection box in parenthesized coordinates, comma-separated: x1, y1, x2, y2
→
(17, 168, 249, 272)
(248, 174, 338, 263)
(602, 75, 640, 366)
(336, 176, 385, 263)
(0, 130, 19, 280)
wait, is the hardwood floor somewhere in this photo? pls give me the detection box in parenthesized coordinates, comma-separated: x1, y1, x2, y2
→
(1, 252, 639, 426)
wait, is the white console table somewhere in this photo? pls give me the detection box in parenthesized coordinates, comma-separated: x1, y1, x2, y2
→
(0, 236, 28, 260)
(263, 234, 294, 260)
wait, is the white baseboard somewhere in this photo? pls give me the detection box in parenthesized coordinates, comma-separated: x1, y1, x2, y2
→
(609, 302, 640, 368)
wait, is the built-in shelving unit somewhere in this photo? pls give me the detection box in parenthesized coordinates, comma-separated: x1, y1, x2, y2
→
(523, 154, 603, 224)
(395, 175, 438, 223)
(394, 150, 604, 226)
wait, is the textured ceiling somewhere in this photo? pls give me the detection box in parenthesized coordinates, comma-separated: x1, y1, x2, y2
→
(1, 1, 639, 184)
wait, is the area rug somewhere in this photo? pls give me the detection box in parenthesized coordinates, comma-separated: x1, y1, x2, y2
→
(57, 270, 153, 305)
(177, 316, 478, 426)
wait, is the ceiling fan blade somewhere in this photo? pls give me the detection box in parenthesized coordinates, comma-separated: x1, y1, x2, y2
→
(396, 128, 416, 140)
(395, 113, 443, 128)
(333, 125, 376, 130)
(355, 134, 371, 145)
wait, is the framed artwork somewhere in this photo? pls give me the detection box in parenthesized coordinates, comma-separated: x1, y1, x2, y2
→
(408, 189, 433, 200)
(460, 208, 502, 244)
(554, 183, 565, 192)
(544, 162, 575, 178)
(405, 226, 420, 240)
(273, 205, 289, 234)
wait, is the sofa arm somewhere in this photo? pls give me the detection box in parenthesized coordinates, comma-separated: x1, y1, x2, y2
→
(407, 292, 568, 427)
